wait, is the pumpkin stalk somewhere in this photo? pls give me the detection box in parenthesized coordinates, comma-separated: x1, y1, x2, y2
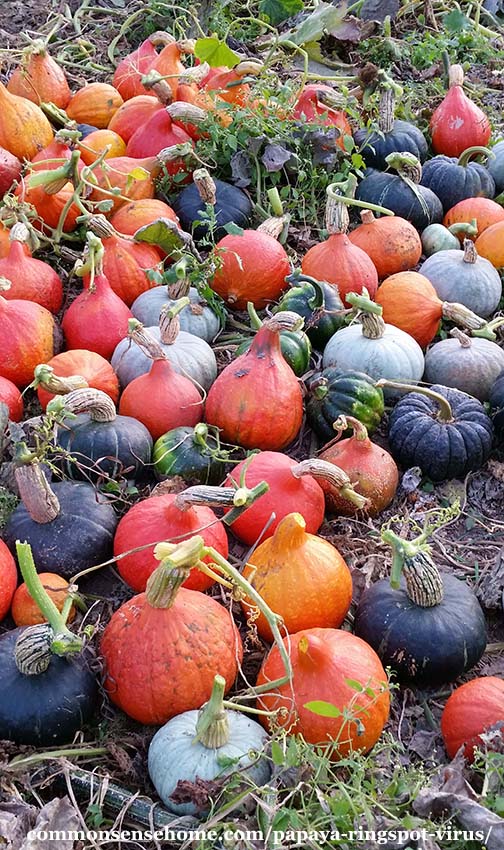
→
(193, 675, 230, 748)
(192, 168, 217, 206)
(375, 379, 454, 423)
(381, 528, 444, 607)
(292, 458, 369, 509)
(14, 460, 60, 524)
(166, 102, 207, 124)
(47, 388, 117, 423)
(440, 301, 486, 332)
(326, 175, 394, 217)
(448, 219, 478, 238)
(14, 541, 84, 668)
(127, 319, 170, 361)
(262, 312, 304, 334)
(74, 233, 105, 293)
(159, 297, 191, 344)
(457, 146, 495, 167)
(346, 290, 386, 339)
(462, 238, 478, 264)
(332, 415, 368, 442)
(140, 71, 174, 105)
(31, 364, 89, 395)
(378, 86, 395, 135)
(146, 536, 205, 607)
(174, 483, 270, 525)
(471, 316, 504, 341)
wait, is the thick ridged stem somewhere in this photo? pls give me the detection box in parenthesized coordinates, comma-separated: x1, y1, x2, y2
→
(194, 675, 230, 749)
(292, 459, 369, 509)
(48, 388, 117, 422)
(449, 328, 472, 348)
(385, 152, 422, 183)
(127, 320, 168, 361)
(159, 297, 190, 344)
(448, 64, 464, 88)
(174, 483, 269, 523)
(346, 291, 386, 339)
(166, 103, 207, 124)
(378, 87, 394, 134)
(263, 311, 304, 333)
(14, 461, 60, 523)
(457, 146, 494, 167)
(332, 415, 368, 442)
(440, 302, 486, 331)
(32, 364, 88, 395)
(462, 239, 478, 264)
(381, 528, 444, 607)
(375, 380, 454, 422)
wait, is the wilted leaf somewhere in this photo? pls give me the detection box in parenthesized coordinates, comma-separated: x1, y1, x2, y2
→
(261, 143, 293, 171)
(359, 0, 400, 21)
(194, 37, 240, 68)
(230, 151, 252, 187)
(414, 790, 504, 850)
(304, 700, 342, 717)
(444, 8, 472, 31)
(22, 797, 80, 850)
(0, 801, 37, 850)
(279, 1, 348, 45)
(330, 16, 373, 42)
(259, 0, 304, 26)
(134, 218, 190, 255)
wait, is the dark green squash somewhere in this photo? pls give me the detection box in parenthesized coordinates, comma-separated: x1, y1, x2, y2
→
(152, 423, 228, 484)
(236, 329, 311, 376)
(356, 154, 443, 232)
(354, 526, 487, 685)
(306, 368, 385, 441)
(489, 368, 504, 435)
(0, 542, 98, 745)
(172, 173, 252, 242)
(354, 85, 428, 170)
(420, 146, 495, 213)
(382, 381, 494, 481)
(488, 139, 504, 194)
(53, 388, 152, 483)
(4, 462, 118, 579)
(273, 272, 346, 350)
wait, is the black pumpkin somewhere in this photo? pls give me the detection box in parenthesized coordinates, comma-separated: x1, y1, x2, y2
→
(0, 626, 98, 745)
(172, 178, 252, 241)
(306, 368, 385, 441)
(382, 381, 493, 481)
(273, 273, 346, 350)
(354, 120, 428, 170)
(54, 389, 153, 483)
(421, 147, 495, 213)
(488, 139, 504, 194)
(489, 368, 504, 435)
(354, 528, 487, 685)
(152, 423, 226, 484)
(356, 168, 443, 231)
(4, 477, 118, 579)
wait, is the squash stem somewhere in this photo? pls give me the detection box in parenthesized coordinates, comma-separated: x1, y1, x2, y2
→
(375, 380, 454, 422)
(292, 459, 369, 509)
(326, 179, 395, 217)
(346, 291, 382, 316)
(193, 675, 230, 748)
(457, 146, 494, 167)
(381, 529, 444, 607)
(448, 219, 478, 237)
(333, 415, 368, 442)
(247, 302, 263, 331)
(471, 317, 504, 341)
(267, 187, 284, 218)
(15, 542, 83, 656)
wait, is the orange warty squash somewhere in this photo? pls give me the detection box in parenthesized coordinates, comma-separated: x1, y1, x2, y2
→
(301, 195, 378, 306)
(100, 547, 243, 725)
(78, 129, 126, 165)
(0, 540, 17, 622)
(0, 82, 53, 161)
(205, 313, 303, 450)
(475, 221, 504, 268)
(150, 40, 194, 97)
(7, 41, 71, 108)
(0, 223, 63, 313)
(66, 83, 124, 129)
(211, 229, 290, 310)
(318, 415, 398, 516)
(257, 628, 390, 757)
(441, 676, 504, 761)
(375, 271, 486, 348)
(430, 65, 491, 157)
(0, 281, 56, 387)
(348, 211, 422, 279)
(242, 512, 352, 639)
(0, 376, 23, 421)
(444, 198, 504, 241)
(36, 349, 119, 410)
(11, 572, 75, 626)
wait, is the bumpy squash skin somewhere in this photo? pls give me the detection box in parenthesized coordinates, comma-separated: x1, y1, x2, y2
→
(0, 627, 97, 745)
(348, 215, 422, 279)
(441, 677, 504, 761)
(421, 155, 495, 213)
(354, 571, 487, 685)
(57, 414, 153, 482)
(4, 481, 118, 578)
(173, 179, 252, 241)
(424, 337, 504, 402)
(356, 170, 443, 231)
(101, 588, 243, 725)
(354, 119, 428, 169)
(307, 369, 385, 441)
(489, 369, 504, 436)
(387, 384, 494, 481)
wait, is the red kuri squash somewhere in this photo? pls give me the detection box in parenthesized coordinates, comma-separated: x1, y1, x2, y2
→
(0, 281, 56, 387)
(36, 350, 119, 410)
(348, 210, 422, 279)
(0, 540, 17, 622)
(0, 223, 63, 313)
(211, 229, 290, 310)
(0, 376, 23, 421)
(7, 40, 70, 108)
(430, 65, 491, 157)
(441, 677, 504, 761)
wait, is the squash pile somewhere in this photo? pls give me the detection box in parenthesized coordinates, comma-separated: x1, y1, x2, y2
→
(0, 28, 503, 818)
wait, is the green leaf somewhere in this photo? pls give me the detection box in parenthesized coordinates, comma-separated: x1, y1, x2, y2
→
(134, 218, 187, 255)
(279, 1, 348, 46)
(345, 678, 365, 692)
(216, 753, 241, 768)
(223, 222, 244, 236)
(444, 9, 472, 31)
(270, 739, 285, 765)
(194, 37, 240, 68)
(304, 700, 342, 717)
(259, 0, 303, 26)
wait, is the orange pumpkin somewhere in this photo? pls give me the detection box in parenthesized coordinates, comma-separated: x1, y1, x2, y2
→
(0, 376, 23, 421)
(257, 628, 390, 757)
(0, 224, 63, 313)
(110, 198, 179, 237)
(0, 81, 53, 161)
(78, 129, 126, 165)
(150, 41, 193, 97)
(444, 198, 504, 241)
(0, 282, 55, 387)
(441, 677, 504, 761)
(108, 95, 162, 143)
(0, 222, 11, 258)
(7, 41, 70, 108)
(301, 197, 378, 306)
(292, 84, 352, 152)
(88, 216, 161, 305)
(348, 211, 422, 278)
(89, 154, 159, 215)
(475, 221, 504, 268)
(112, 32, 174, 101)
(12, 572, 75, 626)
(36, 349, 119, 410)
(211, 230, 290, 310)
(66, 83, 124, 129)
(0, 540, 17, 622)
(430, 65, 491, 157)
(242, 513, 352, 639)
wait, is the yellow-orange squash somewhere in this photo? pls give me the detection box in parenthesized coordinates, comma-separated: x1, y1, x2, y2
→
(66, 83, 124, 129)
